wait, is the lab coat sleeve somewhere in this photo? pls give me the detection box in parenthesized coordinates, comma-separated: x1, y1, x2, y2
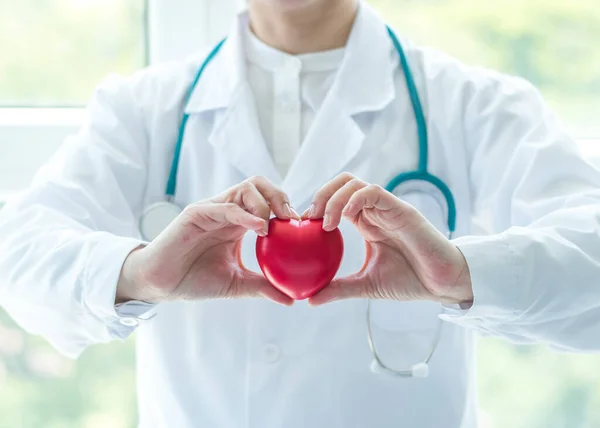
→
(442, 73, 600, 352)
(0, 74, 154, 358)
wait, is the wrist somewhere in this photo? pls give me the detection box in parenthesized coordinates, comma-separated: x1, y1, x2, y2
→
(447, 248, 474, 305)
(116, 245, 151, 304)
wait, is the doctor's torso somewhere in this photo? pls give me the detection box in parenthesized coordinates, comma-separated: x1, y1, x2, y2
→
(130, 4, 480, 428)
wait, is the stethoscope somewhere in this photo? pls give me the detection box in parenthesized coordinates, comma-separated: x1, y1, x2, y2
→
(139, 26, 457, 379)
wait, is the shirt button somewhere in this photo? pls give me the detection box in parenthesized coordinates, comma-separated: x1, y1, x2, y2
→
(119, 317, 139, 327)
(280, 101, 297, 113)
(263, 343, 281, 363)
(283, 58, 301, 71)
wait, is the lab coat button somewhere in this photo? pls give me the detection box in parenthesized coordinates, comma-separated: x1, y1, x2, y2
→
(119, 317, 139, 327)
(263, 343, 281, 363)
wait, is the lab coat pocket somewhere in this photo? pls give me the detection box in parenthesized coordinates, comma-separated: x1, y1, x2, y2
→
(369, 300, 442, 369)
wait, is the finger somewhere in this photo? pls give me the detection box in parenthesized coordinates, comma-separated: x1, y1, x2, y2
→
(222, 204, 269, 235)
(300, 206, 311, 219)
(236, 271, 295, 306)
(342, 184, 399, 217)
(322, 178, 368, 231)
(186, 203, 267, 235)
(309, 172, 358, 220)
(308, 274, 373, 306)
(237, 181, 272, 222)
(247, 176, 295, 220)
(211, 179, 280, 222)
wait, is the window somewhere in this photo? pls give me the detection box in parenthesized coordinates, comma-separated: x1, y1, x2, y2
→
(0, 0, 147, 426)
(0, 0, 147, 106)
(1, 1, 599, 427)
(369, 0, 600, 138)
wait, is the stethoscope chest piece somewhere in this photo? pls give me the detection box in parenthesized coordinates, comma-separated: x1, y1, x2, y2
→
(370, 359, 430, 378)
(140, 201, 182, 241)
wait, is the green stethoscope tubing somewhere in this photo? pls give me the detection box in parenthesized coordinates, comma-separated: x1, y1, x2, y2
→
(165, 28, 456, 234)
(166, 38, 227, 202)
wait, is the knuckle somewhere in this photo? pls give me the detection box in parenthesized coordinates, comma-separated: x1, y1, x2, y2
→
(367, 183, 383, 193)
(338, 172, 356, 182)
(182, 203, 195, 215)
(246, 175, 267, 185)
(182, 203, 202, 217)
(348, 178, 365, 189)
(239, 181, 256, 192)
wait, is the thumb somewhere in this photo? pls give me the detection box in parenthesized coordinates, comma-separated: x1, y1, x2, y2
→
(308, 274, 373, 306)
(235, 270, 295, 307)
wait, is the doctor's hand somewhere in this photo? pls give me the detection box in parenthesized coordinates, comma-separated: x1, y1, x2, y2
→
(116, 177, 296, 306)
(304, 173, 473, 307)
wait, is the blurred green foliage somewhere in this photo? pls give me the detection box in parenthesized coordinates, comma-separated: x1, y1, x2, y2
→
(375, 0, 600, 137)
(0, 310, 136, 428)
(0, 0, 145, 106)
(1, 0, 600, 427)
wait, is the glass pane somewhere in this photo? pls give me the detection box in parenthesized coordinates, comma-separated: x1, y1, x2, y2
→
(478, 338, 600, 428)
(0, 309, 137, 427)
(369, 0, 600, 138)
(0, 0, 147, 107)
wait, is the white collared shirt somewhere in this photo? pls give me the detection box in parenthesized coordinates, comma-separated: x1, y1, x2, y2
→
(244, 25, 345, 178)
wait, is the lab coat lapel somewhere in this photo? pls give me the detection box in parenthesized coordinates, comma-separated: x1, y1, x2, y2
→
(283, 2, 396, 206)
(283, 98, 364, 207)
(184, 12, 282, 185)
(209, 86, 282, 185)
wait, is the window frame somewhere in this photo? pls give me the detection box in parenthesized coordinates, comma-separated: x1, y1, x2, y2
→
(0, 0, 597, 203)
(0, 0, 242, 201)
(0, 0, 151, 110)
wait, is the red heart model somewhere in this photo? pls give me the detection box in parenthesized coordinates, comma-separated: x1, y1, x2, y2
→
(256, 218, 344, 300)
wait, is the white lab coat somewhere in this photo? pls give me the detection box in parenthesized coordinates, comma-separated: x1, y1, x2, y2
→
(2, 3, 600, 427)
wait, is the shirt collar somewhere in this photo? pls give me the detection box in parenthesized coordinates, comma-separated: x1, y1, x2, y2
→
(245, 25, 345, 73)
(185, 1, 397, 115)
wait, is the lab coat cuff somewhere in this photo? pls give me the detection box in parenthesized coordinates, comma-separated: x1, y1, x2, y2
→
(440, 234, 522, 328)
(82, 232, 149, 337)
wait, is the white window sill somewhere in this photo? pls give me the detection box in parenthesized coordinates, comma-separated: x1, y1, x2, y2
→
(0, 108, 85, 127)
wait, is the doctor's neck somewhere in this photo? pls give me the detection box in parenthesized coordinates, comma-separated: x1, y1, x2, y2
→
(248, 0, 358, 55)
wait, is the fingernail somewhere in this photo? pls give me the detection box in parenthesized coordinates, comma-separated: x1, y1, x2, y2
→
(322, 214, 331, 230)
(289, 206, 301, 220)
(283, 203, 292, 219)
(308, 204, 315, 218)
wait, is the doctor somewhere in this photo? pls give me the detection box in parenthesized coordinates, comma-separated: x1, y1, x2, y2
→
(2, 0, 600, 427)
